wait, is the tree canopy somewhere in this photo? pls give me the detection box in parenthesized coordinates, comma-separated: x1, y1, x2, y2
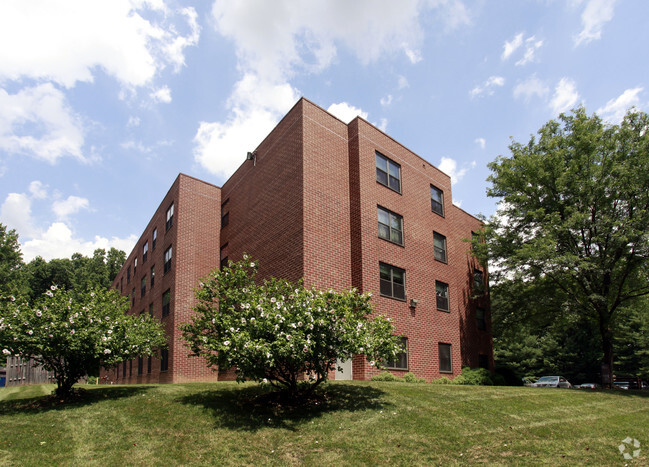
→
(1, 286, 166, 398)
(181, 257, 403, 395)
(480, 107, 649, 386)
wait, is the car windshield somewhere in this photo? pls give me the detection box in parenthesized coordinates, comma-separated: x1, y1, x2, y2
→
(537, 376, 558, 383)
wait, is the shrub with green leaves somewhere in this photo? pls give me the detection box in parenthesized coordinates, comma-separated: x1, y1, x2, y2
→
(371, 371, 400, 382)
(455, 367, 495, 385)
(0, 287, 166, 398)
(181, 256, 403, 394)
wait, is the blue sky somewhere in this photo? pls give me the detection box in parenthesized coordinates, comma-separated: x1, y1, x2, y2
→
(1, 0, 647, 261)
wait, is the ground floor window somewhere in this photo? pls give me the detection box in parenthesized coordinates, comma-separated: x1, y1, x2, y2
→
(439, 343, 452, 373)
(385, 337, 408, 370)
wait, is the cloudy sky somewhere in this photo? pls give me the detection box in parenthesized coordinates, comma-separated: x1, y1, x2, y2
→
(1, 0, 646, 261)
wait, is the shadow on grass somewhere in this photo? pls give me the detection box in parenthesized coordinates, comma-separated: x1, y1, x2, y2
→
(178, 382, 390, 432)
(0, 385, 154, 415)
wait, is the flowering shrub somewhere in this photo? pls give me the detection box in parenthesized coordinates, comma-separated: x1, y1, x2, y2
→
(181, 257, 403, 394)
(0, 286, 166, 398)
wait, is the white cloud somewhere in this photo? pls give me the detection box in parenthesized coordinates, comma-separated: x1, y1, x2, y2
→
(29, 181, 48, 200)
(0, 83, 85, 163)
(21, 223, 138, 262)
(328, 102, 369, 123)
(502, 33, 523, 60)
(127, 116, 141, 127)
(575, 0, 616, 46)
(550, 78, 580, 115)
(0, 186, 135, 262)
(196, 0, 471, 180)
(52, 196, 90, 220)
(193, 74, 299, 180)
(470, 76, 505, 98)
(380, 95, 393, 107)
(475, 138, 486, 149)
(398, 75, 410, 90)
(502, 33, 543, 65)
(1, 192, 37, 238)
(513, 75, 549, 101)
(0, 0, 200, 88)
(438, 156, 473, 185)
(378, 118, 388, 132)
(596, 87, 643, 124)
(150, 86, 172, 104)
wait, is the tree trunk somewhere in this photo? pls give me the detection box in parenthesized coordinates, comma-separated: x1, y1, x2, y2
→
(600, 321, 614, 389)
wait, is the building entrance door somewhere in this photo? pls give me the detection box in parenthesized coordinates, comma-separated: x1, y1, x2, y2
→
(335, 358, 352, 380)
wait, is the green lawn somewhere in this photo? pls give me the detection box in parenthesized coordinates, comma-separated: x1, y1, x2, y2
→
(0, 381, 647, 465)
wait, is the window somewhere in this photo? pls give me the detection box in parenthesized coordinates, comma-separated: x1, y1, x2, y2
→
(129, 360, 132, 377)
(131, 288, 135, 307)
(162, 289, 171, 317)
(476, 307, 487, 331)
(127, 265, 131, 284)
(134, 257, 137, 276)
(379, 262, 406, 300)
(164, 245, 173, 274)
(220, 243, 229, 270)
(376, 151, 401, 192)
(147, 356, 152, 374)
(377, 206, 404, 245)
(434, 232, 447, 263)
(149, 303, 153, 316)
(122, 361, 126, 378)
(120, 277, 123, 292)
(473, 269, 484, 292)
(152, 228, 157, 250)
(430, 185, 444, 216)
(150, 265, 155, 288)
(141, 277, 146, 297)
(385, 337, 408, 370)
(142, 241, 149, 263)
(166, 203, 174, 231)
(138, 357, 143, 375)
(221, 211, 229, 229)
(479, 354, 489, 370)
(439, 343, 452, 373)
(160, 349, 169, 372)
(436, 281, 449, 312)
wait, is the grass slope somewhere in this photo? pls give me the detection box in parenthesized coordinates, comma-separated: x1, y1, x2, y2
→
(0, 381, 647, 465)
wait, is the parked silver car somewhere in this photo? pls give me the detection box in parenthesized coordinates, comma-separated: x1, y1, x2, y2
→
(531, 376, 572, 388)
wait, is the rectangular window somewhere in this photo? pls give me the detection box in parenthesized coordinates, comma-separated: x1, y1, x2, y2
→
(220, 243, 229, 270)
(430, 185, 444, 216)
(162, 289, 171, 317)
(142, 241, 149, 263)
(473, 269, 484, 292)
(379, 262, 406, 300)
(147, 356, 152, 374)
(385, 337, 408, 370)
(377, 206, 404, 245)
(221, 211, 229, 229)
(164, 245, 172, 274)
(131, 288, 135, 307)
(479, 354, 489, 370)
(138, 357, 143, 375)
(152, 228, 157, 250)
(160, 349, 169, 372)
(120, 277, 123, 292)
(434, 232, 447, 263)
(141, 277, 146, 297)
(129, 359, 132, 377)
(476, 307, 487, 331)
(439, 343, 452, 373)
(150, 265, 155, 288)
(166, 203, 174, 231)
(127, 265, 131, 284)
(376, 151, 401, 193)
(436, 281, 449, 312)
(149, 303, 153, 316)
(122, 361, 126, 378)
(134, 257, 137, 276)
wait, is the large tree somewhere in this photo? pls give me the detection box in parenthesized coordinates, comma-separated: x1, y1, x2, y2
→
(0, 223, 26, 298)
(0, 287, 166, 398)
(481, 108, 649, 386)
(181, 257, 403, 395)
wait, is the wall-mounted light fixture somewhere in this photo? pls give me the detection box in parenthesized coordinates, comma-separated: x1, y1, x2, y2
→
(410, 299, 418, 308)
(246, 151, 257, 166)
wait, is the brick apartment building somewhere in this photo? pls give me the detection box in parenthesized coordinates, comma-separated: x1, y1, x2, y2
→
(104, 97, 492, 384)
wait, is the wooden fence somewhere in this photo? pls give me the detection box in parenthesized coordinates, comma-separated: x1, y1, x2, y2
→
(4, 356, 56, 386)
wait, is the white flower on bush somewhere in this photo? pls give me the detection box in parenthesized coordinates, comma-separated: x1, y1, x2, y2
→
(10, 296, 15, 302)
(104, 349, 111, 354)
(70, 330, 75, 335)
(224, 341, 230, 346)
(36, 311, 42, 317)
(2, 349, 11, 355)
(27, 330, 33, 335)
(45, 290, 53, 297)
